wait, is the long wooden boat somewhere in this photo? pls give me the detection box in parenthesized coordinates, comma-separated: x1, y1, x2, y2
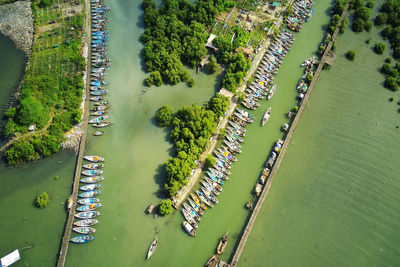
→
(201, 187, 218, 203)
(83, 163, 104, 170)
(182, 208, 198, 228)
(204, 177, 223, 192)
(196, 190, 214, 208)
(93, 131, 104, 136)
(201, 180, 219, 195)
(84, 155, 104, 162)
(205, 254, 218, 267)
(78, 190, 101, 198)
(91, 110, 107, 116)
(80, 176, 104, 184)
(89, 115, 108, 124)
(74, 211, 100, 219)
(73, 227, 96, 234)
(92, 105, 107, 111)
(147, 238, 158, 259)
(70, 235, 95, 243)
(188, 198, 203, 216)
(190, 193, 207, 211)
(216, 233, 229, 255)
(183, 203, 200, 221)
(77, 198, 100, 205)
(268, 84, 277, 100)
(82, 169, 103, 176)
(228, 121, 246, 132)
(90, 90, 108, 96)
(262, 107, 272, 126)
(183, 221, 196, 237)
(89, 96, 104, 101)
(79, 183, 101, 191)
(93, 121, 112, 128)
(73, 219, 98, 227)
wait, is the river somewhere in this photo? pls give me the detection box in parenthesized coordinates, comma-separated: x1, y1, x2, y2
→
(240, 1, 400, 266)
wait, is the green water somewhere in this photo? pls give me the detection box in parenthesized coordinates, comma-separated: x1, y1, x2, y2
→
(240, 2, 400, 267)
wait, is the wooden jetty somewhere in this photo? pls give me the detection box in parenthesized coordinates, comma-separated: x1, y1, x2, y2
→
(230, 2, 351, 266)
(56, 0, 91, 266)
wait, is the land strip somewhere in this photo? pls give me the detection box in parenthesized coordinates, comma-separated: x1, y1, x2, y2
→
(56, 0, 91, 265)
(229, 2, 351, 266)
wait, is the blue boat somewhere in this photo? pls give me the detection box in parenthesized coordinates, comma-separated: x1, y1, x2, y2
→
(80, 183, 101, 191)
(208, 174, 224, 185)
(70, 235, 95, 243)
(91, 90, 108, 96)
(79, 190, 101, 198)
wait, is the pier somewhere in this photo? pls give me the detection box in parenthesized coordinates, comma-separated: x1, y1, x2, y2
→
(230, 2, 351, 266)
(56, 0, 91, 265)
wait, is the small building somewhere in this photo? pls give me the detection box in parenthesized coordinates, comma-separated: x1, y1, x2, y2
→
(28, 125, 35, 131)
(270, 1, 280, 10)
(205, 34, 218, 53)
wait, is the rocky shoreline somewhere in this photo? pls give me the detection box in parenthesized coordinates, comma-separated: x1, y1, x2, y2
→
(0, 1, 33, 55)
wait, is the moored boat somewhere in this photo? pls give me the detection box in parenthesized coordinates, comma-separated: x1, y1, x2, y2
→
(182, 208, 198, 228)
(190, 193, 207, 211)
(205, 254, 218, 267)
(80, 176, 104, 184)
(216, 233, 229, 255)
(93, 131, 104, 136)
(262, 107, 271, 126)
(204, 177, 223, 192)
(70, 235, 95, 243)
(73, 227, 96, 234)
(201, 187, 218, 203)
(196, 190, 214, 208)
(183, 221, 196, 237)
(82, 169, 103, 176)
(78, 190, 101, 198)
(93, 121, 112, 128)
(79, 183, 101, 191)
(268, 84, 277, 100)
(183, 203, 200, 221)
(73, 219, 98, 227)
(74, 211, 100, 219)
(188, 198, 203, 216)
(83, 163, 104, 170)
(147, 238, 158, 259)
(89, 115, 108, 124)
(77, 198, 100, 205)
(84, 155, 104, 162)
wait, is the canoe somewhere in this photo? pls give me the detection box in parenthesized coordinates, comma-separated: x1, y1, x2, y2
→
(76, 203, 103, 212)
(147, 238, 158, 259)
(262, 107, 271, 126)
(90, 90, 108, 96)
(83, 163, 104, 170)
(89, 115, 108, 124)
(188, 198, 203, 216)
(182, 208, 198, 228)
(216, 233, 229, 255)
(236, 108, 255, 119)
(89, 96, 104, 101)
(78, 190, 101, 198)
(183, 203, 200, 221)
(91, 110, 107, 116)
(94, 100, 109, 106)
(77, 198, 100, 205)
(84, 155, 104, 162)
(268, 84, 277, 100)
(73, 219, 98, 227)
(73, 227, 96, 234)
(201, 180, 219, 195)
(92, 105, 107, 111)
(82, 169, 103, 176)
(196, 190, 213, 208)
(93, 131, 104, 136)
(190, 193, 207, 211)
(70, 235, 95, 243)
(201, 187, 218, 204)
(182, 221, 196, 237)
(80, 176, 104, 184)
(205, 254, 218, 267)
(204, 177, 223, 192)
(79, 183, 101, 191)
(93, 121, 112, 128)
(74, 211, 100, 219)
(228, 121, 246, 132)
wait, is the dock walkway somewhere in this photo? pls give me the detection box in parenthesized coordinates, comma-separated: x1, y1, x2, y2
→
(230, 2, 351, 266)
(56, 0, 91, 265)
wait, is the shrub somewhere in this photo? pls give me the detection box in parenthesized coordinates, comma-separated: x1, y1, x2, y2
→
(374, 43, 386, 54)
(205, 155, 216, 169)
(346, 50, 356, 60)
(35, 192, 50, 208)
(374, 13, 387, 25)
(208, 55, 218, 74)
(5, 107, 16, 118)
(159, 199, 173, 215)
(155, 105, 173, 127)
(188, 78, 195, 87)
(384, 76, 399, 91)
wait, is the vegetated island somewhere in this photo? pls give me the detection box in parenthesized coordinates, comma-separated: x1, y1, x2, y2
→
(2, 0, 87, 165)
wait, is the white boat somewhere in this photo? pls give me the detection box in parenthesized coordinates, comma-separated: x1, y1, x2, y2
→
(183, 221, 196, 237)
(0, 249, 20, 267)
(267, 84, 277, 100)
(84, 155, 104, 162)
(147, 238, 158, 259)
(262, 107, 271, 126)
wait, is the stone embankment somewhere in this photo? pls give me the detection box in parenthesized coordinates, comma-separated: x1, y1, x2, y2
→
(0, 1, 33, 55)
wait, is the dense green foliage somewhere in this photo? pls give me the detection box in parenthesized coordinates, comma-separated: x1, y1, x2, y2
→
(374, 42, 386, 54)
(205, 154, 216, 169)
(35, 192, 50, 208)
(141, 0, 227, 85)
(222, 52, 251, 92)
(155, 105, 173, 127)
(208, 55, 218, 73)
(161, 94, 229, 196)
(145, 71, 163, 86)
(377, 0, 400, 59)
(159, 199, 173, 215)
(381, 62, 400, 91)
(352, 5, 372, 32)
(346, 50, 356, 60)
(4, 1, 85, 165)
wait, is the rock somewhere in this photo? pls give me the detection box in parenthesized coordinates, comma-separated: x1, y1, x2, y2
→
(0, 1, 33, 55)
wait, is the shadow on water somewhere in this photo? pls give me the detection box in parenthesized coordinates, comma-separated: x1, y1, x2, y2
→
(153, 163, 168, 199)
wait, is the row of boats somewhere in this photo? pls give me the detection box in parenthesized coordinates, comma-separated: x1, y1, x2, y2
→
(69, 155, 105, 243)
(287, 0, 315, 32)
(296, 56, 317, 99)
(89, 0, 112, 132)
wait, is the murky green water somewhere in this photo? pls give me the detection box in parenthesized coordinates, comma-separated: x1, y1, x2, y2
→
(240, 1, 400, 266)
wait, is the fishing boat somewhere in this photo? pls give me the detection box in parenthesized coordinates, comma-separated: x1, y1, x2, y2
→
(207, 172, 224, 185)
(73, 219, 98, 227)
(196, 190, 214, 208)
(70, 235, 95, 244)
(214, 164, 231, 175)
(268, 84, 277, 100)
(205, 255, 218, 267)
(93, 131, 104, 136)
(228, 121, 246, 132)
(92, 105, 107, 111)
(84, 155, 104, 162)
(82, 169, 103, 176)
(73, 227, 96, 234)
(89, 115, 108, 124)
(79, 183, 101, 191)
(93, 121, 112, 128)
(182, 208, 198, 228)
(262, 107, 271, 126)
(204, 177, 223, 192)
(77, 198, 100, 205)
(94, 100, 109, 106)
(183, 221, 196, 237)
(190, 193, 207, 211)
(74, 211, 100, 219)
(83, 163, 104, 170)
(297, 73, 307, 90)
(216, 233, 229, 255)
(201, 187, 218, 203)
(90, 110, 107, 116)
(183, 203, 200, 221)
(188, 198, 203, 216)
(90, 90, 108, 96)
(78, 190, 101, 198)
(80, 176, 104, 184)
(234, 112, 253, 123)
(201, 180, 219, 195)
(89, 96, 104, 101)
(146, 238, 158, 259)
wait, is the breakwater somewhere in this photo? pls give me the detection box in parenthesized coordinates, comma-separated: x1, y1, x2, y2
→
(229, 2, 351, 266)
